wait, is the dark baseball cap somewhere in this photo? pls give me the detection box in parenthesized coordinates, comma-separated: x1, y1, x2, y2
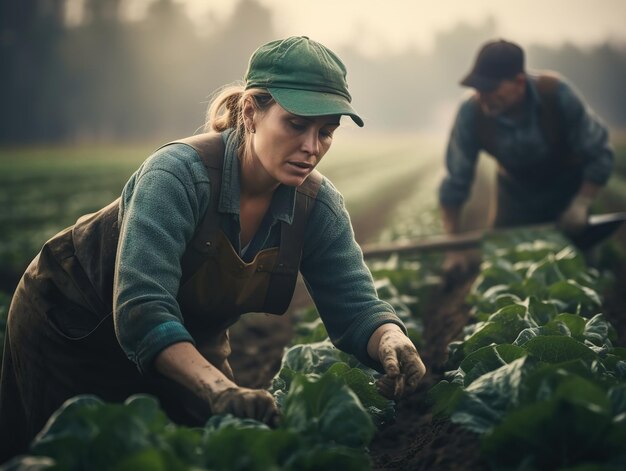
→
(460, 39, 525, 91)
(244, 36, 364, 127)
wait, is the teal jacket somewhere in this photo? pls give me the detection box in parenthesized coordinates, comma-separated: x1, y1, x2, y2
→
(113, 129, 404, 372)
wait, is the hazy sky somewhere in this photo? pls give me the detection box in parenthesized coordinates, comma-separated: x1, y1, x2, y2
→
(172, 0, 626, 55)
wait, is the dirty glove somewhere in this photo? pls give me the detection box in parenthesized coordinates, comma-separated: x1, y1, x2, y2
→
(374, 326, 426, 400)
(558, 194, 592, 235)
(211, 387, 280, 426)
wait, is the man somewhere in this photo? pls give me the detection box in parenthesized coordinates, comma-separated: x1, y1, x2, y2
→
(439, 39, 614, 277)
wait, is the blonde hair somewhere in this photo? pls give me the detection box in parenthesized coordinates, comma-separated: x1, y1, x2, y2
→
(205, 84, 275, 139)
(204, 85, 275, 160)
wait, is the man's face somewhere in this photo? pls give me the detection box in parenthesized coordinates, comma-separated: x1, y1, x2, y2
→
(476, 75, 526, 117)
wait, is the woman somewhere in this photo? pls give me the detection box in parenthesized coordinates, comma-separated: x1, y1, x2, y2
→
(0, 36, 426, 460)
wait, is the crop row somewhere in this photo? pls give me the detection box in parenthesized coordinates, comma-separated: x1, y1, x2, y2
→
(430, 230, 626, 470)
(1, 229, 624, 470)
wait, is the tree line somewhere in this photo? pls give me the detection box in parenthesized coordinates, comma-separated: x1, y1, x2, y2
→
(2, 0, 625, 144)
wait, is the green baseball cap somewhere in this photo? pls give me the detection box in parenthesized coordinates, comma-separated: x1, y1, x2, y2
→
(244, 36, 364, 127)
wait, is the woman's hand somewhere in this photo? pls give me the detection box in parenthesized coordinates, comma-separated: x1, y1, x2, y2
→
(154, 342, 278, 425)
(210, 387, 280, 426)
(367, 324, 426, 399)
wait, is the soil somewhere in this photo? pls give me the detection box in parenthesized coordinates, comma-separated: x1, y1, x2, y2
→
(227, 200, 626, 471)
(368, 272, 490, 471)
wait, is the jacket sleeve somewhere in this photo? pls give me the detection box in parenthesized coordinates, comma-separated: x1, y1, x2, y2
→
(439, 99, 482, 207)
(558, 80, 614, 185)
(299, 179, 406, 370)
(113, 145, 209, 373)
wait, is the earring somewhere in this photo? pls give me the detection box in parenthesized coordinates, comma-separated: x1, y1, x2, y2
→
(250, 127, 256, 134)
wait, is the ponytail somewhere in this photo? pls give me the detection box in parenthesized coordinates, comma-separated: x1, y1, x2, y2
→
(204, 84, 275, 135)
(205, 84, 245, 133)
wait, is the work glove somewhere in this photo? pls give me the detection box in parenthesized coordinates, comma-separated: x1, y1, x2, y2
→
(210, 387, 280, 426)
(375, 328, 426, 400)
(558, 194, 592, 235)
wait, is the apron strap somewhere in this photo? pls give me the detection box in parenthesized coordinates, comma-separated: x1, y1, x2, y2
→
(263, 170, 323, 313)
(167, 133, 226, 283)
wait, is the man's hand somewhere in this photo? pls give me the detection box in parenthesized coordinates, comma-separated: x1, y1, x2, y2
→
(368, 324, 426, 400)
(210, 387, 280, 426)
(442, 250, 471, 281)
(558, 194, 592, 235)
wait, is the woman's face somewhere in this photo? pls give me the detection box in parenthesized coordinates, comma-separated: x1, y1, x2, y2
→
(246, 103, 340, 187)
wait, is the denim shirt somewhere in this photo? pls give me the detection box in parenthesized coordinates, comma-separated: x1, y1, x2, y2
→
(439, 74, 614, 207)
(113, 129, 404, 372)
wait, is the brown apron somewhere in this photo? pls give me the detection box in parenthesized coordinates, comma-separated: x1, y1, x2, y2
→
(0, 132, 322, 460)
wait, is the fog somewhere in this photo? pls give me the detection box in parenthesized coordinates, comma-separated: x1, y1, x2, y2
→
(3, 0, 626, 143)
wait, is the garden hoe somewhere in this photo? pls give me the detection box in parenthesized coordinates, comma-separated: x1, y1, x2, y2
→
(361, 212, 626, 259)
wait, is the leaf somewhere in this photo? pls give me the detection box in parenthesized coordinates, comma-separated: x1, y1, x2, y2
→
(269, 340, 370, 406)
(523, 336, 598, 364)
(33, 395, 104, 445)
(583, 314, 615, 348)
(204, 414, 269, 433)
(472, 260, 522, 295)
(113, 449, 173, 471)
(526, 296, 559, 325)
(284, 444, 372, 471)
(449, 357, 530, 433)
(30, 395, 104, 469)
(281, 373, 375, 448)
(481, 399, 617, 470)
(276, 340, 354, 376)
(526, 255, 566, 285)
(461, 305, 532, 358)
(428, 381, 464, 417)
(547, 280, 601, 316)
(203, 427, 299, 471)
(459, 344, 528, 386)
(29, 394, 194, 470)
(519, 277, 549, 299)
(0, 456, 57, 471)
(553, 313, 587, 338)
(553, 248, 588, 280)
(123, 394, 170, 432)
(513, 322, 571, 347)
(325, 363, 395, 427)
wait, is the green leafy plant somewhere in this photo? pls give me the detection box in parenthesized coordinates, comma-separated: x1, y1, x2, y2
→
(2, 371, 379, 471)
(431, 229, 626, 470)
(270, 340, 395, 427)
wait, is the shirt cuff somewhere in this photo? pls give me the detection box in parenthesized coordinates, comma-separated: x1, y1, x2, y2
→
(134, 321, 195, 373)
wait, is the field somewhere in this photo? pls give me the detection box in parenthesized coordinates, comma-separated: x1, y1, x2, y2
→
(0, 132, 625, 470)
